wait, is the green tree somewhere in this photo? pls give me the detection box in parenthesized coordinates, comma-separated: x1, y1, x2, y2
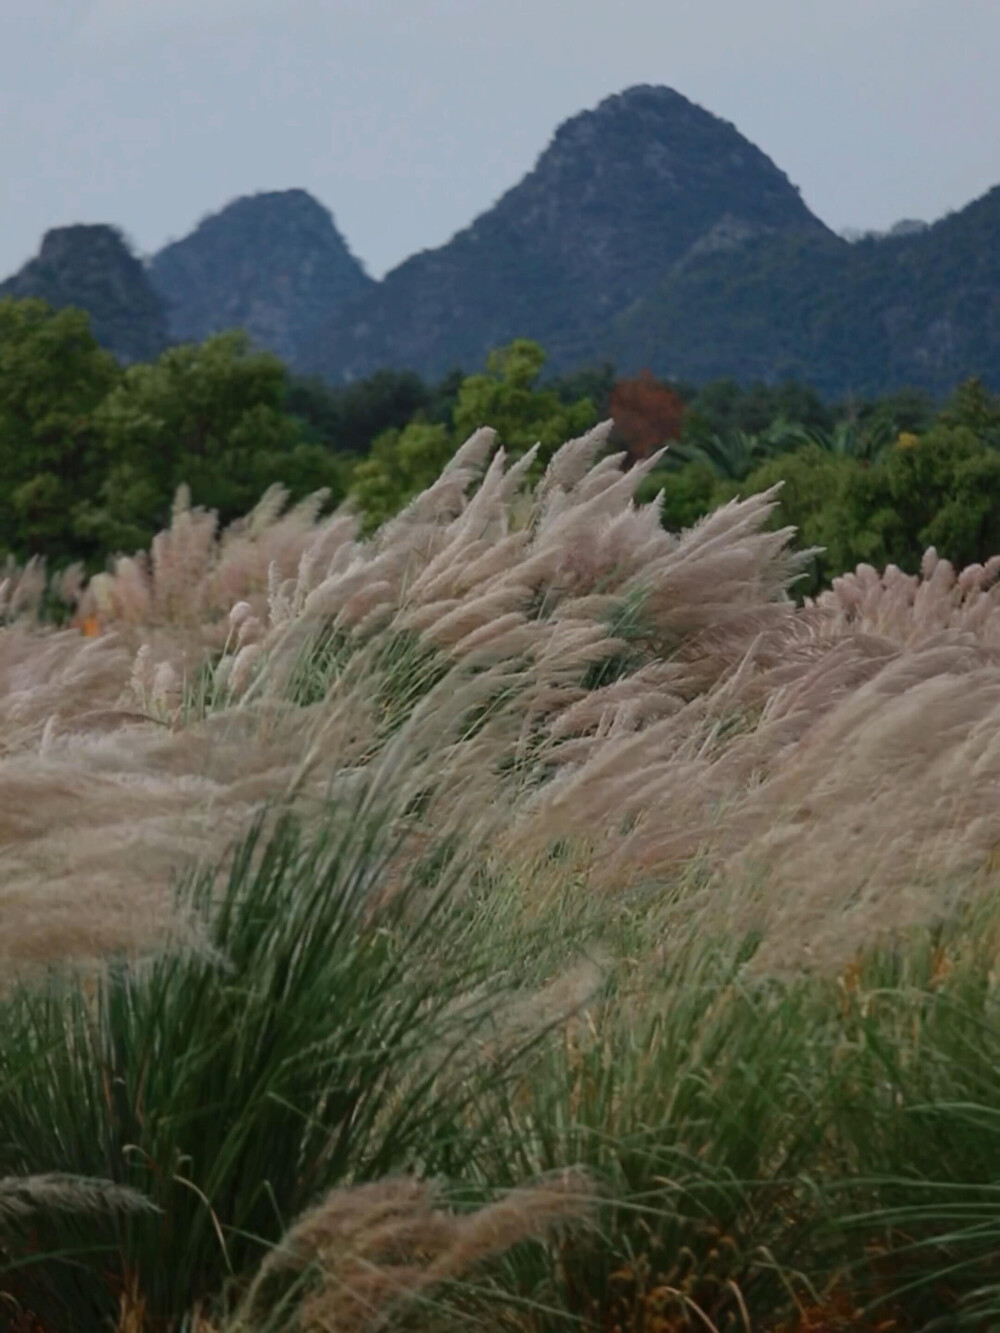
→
(854, 386, 936, 439)
(736, 427, 1000, 596)
(852, 424, 1000, 571)
(546, 360, 617, 418)
(737, 446, 872, 594)
(349, 420, 453, 533)
(451, 340, 596, 458)
(0, 298, 121, 563)
(937, 377, 1000, 440)
(635, 459, 721, 532)
(283, 368, 435, 454)
(82, 332, 347, 552)
(348, 340, 598, 531)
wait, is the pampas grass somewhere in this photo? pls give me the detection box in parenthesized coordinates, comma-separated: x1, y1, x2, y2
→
(6, 421, 1000, 1327)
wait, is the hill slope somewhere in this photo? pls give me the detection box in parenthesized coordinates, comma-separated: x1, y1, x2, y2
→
(148, 190, 374, 365)
(6, 87, 998, 398)
(0, 225, 169, 364)
(609, 185, 1000, 397)
(298, 85, 832, 383)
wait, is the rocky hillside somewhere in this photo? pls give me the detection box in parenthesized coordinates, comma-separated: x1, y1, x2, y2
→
(148, 190, 373, 365)
(608, 184, 1000, 398)
(5, 85, 997, 398)
(0, 225, 169, 364)
(297, 85, 832, 383)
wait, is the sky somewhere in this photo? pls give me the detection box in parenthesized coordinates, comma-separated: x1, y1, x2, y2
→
(3, 0, 999, 281)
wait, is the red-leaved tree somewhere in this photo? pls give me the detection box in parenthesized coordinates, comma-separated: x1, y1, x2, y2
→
(610, 370, 686, 462)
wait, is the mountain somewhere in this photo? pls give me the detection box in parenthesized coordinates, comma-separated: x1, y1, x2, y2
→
(608, 185, 1000, 398)
(0, 225, 169, 364)
(298, 85, 832, 383)
(148, 189, 374, 365)
(6, 86, 998, 398)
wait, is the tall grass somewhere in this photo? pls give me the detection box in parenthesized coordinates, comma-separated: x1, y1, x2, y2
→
(0, 794, 569, 1329)
(6, 424, 1000, 1327)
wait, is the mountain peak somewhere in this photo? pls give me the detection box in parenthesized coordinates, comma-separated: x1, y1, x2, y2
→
(0, 224, 169, 364)
(148, 189, 373, 363)
(494, 82, 824, 244)
(301, 84, 830, 382)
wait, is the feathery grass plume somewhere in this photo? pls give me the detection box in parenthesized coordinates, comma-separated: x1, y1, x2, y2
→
(12, 420, 1000, 982)
(231, 1172, 592, 1332)
(714, 646, 1000, 974)
(0, 555, 85, 627)
(0, 1173, 155, 1224)
(74, 483, 353, 651)
(0, 555, 49, 624)
(0, 622, 134, 756)
(12, 421, 1000, 974)
(14, 420, 1000, 1328)
(810, 546, 1000, 648)
(0, 539, 565, 973)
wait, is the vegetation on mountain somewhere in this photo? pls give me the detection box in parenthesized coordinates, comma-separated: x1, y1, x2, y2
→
(149, 189, 373, 365)
(0, 224, 169, 365)
(4, 89, 998, 400)
(612, 186, 1000, 397)
(299, 85, 831, 384)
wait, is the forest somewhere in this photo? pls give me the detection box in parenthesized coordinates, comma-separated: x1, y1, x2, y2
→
(4, 294, 998, 603)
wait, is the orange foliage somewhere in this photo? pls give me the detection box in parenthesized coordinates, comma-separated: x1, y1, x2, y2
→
(610, 369, 686, 462)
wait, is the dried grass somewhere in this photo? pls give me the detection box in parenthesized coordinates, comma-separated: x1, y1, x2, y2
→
(234, 1171, 592, 1332)
(5, 424, 1000, 978)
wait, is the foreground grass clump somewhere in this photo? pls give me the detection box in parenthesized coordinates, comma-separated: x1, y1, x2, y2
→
(7, 423, 1000, 1328)
(452, 904, 1000, 1332)
(12, 875, 1000, 1331)
(0, 804, 589, 1330)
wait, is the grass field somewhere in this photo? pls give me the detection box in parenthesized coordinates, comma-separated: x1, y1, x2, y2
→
(3, 423, 1000, 1330)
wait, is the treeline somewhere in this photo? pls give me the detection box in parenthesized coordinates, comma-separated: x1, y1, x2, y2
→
(3, 294, 999, 595)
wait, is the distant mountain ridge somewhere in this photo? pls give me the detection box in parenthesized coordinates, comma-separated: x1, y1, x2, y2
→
(297, 85, 832, 383)
(609, 184, 1000, 398)
(3, 84, 998, 397)
(148, 189, 373, 365)
(0, 224, 169, 364)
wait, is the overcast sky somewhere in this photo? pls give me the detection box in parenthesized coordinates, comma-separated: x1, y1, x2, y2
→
(3, 0, 998, 280)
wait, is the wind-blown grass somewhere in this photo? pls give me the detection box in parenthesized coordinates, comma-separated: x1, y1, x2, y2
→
(0, 790, 586, 1328)
(6, 422, 1000, 1327)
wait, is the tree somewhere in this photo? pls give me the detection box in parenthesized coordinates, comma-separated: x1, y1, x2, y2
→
(546, 361, 617, 418)
(736, 446, 871, 594)
(82, 331, 347, 552)
(609, 370, 685, 462)
(451, 340, 596, 460)
(349, 420, 453, 533)
(938, 377, 1000, 440)
(0, 298, 121, 563)
(348, 341, 598, 531)
(284, 368, 435, 455)
(854, 424, 1000, 571)
(735, 426, 1000, 596)
(672, 427, 784, 482)
(634, 459, 721, 532)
